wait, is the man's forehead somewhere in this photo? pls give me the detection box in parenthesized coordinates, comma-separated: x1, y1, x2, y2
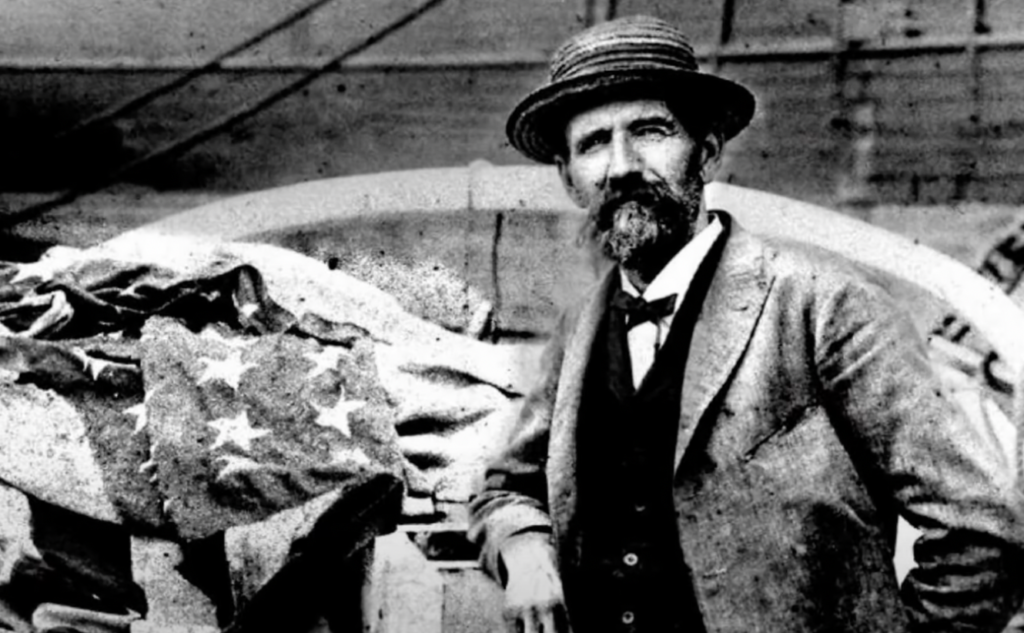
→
(566, 99, 679, 137)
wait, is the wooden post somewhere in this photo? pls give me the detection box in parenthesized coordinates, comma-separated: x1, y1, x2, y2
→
(709, 0, 737, 72)
(955, 0, 988, 199)
(833, 0, 877, 217)
(581, 0, 617, 26)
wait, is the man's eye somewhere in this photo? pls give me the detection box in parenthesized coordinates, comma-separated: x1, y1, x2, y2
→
(636, 125, 669, 138)
(575, 135, 604, 154)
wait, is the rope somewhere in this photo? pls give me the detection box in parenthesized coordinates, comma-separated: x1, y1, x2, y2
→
(51, 0, 342, 142)
(0, 0, 449, 230)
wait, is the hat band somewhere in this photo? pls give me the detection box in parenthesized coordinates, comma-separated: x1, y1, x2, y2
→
(553, 54, 700, 84)
(552, 45, 699, 81)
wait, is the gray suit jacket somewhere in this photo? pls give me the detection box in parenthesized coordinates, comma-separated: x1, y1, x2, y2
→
(469, 215, 1024, 632)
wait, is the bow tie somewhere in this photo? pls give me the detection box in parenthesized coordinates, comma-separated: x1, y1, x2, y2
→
(611, 290, 678, 329)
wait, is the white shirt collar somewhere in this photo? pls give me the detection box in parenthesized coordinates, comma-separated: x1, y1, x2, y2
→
(619, 214, 723, 312)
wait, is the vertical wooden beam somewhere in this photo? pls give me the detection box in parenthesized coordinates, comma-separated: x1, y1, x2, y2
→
(832, 0, 856, 207)
(833, 0, 876, 215)
(718, 0, 737, 48)
(832, 0, 851, 187)
(955, 0, 988, 199)
(604, 0, 620, 21)
(967, 0, 989, 113)
(709, 0, 737, 72)
(581, 0, 616, 26)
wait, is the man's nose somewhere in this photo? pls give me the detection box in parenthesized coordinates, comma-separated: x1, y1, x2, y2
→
(606, 135, 642, 181)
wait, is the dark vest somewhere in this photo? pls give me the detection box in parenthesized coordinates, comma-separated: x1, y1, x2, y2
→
(571, 218, 728, 633)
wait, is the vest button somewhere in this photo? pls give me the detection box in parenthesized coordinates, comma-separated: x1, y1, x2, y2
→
(622, 611, 635, 625)
(623, 552, 639, 567)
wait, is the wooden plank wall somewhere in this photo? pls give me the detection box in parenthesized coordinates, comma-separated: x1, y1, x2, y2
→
(1, 0, 1023, 206)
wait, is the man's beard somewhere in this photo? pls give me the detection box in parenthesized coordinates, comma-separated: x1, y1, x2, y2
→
(579, 173, 705, 279)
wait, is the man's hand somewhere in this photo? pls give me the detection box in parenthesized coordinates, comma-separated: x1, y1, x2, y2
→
(500, 532, 569, 633)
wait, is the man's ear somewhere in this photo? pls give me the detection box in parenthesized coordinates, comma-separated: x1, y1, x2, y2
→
(555, 155, 587, 208)
(699, 132, 724, 184)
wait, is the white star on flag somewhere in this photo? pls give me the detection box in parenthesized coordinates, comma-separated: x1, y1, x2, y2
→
(312, 395, 367, 438)
(214, 454, 264, 481)
(124, 401, 148, 435)
(197, 350, 256, 390)
(304, 346, 349, 380)
(238, 302, 260, 318)
(71, 348, 115, 381)
(207, 411, 271, 452)
(334, 446, 372, 467)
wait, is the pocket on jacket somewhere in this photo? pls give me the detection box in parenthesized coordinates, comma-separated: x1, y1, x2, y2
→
(737, 403, 874, 522)
(741, 402, 828, 464)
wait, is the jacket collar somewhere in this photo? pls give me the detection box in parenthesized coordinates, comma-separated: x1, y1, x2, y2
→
(553, 212, 774, 475)
(674, 213, 773, 471)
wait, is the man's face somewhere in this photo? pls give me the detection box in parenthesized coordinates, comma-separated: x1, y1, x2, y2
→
(557, 99, 718, 276)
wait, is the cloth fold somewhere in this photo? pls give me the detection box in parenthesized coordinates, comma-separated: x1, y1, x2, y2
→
(0, 239, 523, 631)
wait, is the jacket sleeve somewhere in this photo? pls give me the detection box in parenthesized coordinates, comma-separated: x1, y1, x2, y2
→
(814, 274, 1024, 632)
(467, 309, 574, 583)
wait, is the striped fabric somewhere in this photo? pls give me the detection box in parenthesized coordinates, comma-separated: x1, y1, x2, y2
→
(550, 17, 699, 80)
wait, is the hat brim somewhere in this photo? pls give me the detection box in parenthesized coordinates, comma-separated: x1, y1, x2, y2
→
(507, 68, 756, 164)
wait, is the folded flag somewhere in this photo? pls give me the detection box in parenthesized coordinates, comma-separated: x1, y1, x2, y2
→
(140, 317, 404, 540)
(0, 250, 405, 539)
(0, 240, 516, 628)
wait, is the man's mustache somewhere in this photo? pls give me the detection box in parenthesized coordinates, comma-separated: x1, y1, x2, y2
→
(592, 181, 675, 229)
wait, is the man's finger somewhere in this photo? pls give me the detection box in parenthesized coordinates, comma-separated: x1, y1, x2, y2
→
(504, 608, 536, 633)
(502, 609, 522, 633)
(540, 608, 559, 633)
(521, 607, 540, 633)
(553, 601, 571, 633)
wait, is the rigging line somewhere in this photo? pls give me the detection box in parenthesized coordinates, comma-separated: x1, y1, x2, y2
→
(52, 0, 342, 142)
(0, 0, 449, 231)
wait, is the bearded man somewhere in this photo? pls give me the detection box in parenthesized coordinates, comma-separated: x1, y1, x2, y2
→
(468, 14, 1024, 633)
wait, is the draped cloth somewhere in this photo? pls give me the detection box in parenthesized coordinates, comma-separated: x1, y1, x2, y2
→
(0, 238, 524, 631)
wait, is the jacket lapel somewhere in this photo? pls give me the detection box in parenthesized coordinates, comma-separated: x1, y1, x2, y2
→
(548, 271, 614, 528)
(674, 221, 774, 472)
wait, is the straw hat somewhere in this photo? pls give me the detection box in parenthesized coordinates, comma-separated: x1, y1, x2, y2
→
(507, 15, 756, 164)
